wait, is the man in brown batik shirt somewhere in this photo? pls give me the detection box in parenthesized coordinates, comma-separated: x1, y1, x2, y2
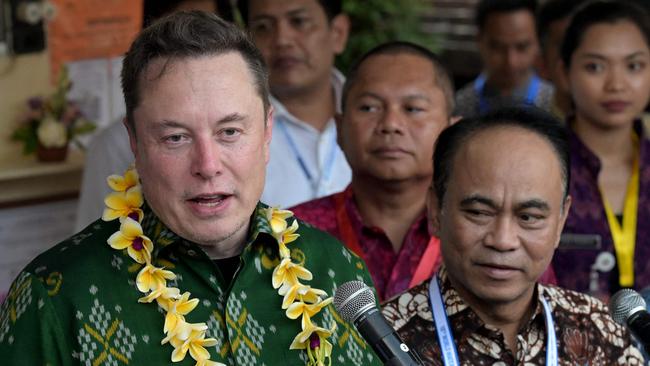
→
(382, 107, 644, 365)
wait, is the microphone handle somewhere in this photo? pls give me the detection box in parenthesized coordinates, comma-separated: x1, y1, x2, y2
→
(628, 310, 650, 352)
(355, 309, 423, 365)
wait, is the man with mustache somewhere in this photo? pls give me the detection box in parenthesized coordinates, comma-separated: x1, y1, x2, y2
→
(291, 41, 457, 301)
(0, 12, 382, 365)
(237, 0, 352, 208)
(381, 107, 644, 364)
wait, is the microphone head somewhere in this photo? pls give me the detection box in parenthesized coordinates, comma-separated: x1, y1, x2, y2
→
(333, 281, 376, 323)
(609, 288, 647, 325)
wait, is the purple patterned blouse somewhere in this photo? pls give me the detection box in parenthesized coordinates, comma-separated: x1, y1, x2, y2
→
(552, 122, 650, 299)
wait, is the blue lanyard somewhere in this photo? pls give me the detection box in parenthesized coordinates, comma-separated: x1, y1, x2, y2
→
(474, 73, 541, 114)
(428, 274, 557, 365)
(277, 118, 338, 190)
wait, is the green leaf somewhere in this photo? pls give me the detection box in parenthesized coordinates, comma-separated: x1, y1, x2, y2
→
(11, 124, 39, 155)
(71, 120, 96, 136)
(337, 0, 438, 72)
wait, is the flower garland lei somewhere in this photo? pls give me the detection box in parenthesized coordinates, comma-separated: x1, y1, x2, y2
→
(102, 167, 335, 365)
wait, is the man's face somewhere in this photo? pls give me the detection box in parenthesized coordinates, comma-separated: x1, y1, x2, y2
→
(129, 54, 272, 247)
(247, 0, 349, 98)
(339, 53, 450, 182)
(431, 126, 570, 306)
(478, 10, 540, 91)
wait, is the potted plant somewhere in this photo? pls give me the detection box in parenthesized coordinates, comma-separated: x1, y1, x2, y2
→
(11, 66, 96, 162)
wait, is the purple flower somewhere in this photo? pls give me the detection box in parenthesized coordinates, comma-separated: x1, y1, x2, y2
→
(61, 103, 81, 126)
(28, 97, 44, 110)
(309, 333, 320, 350)
(132, 237, 144, 251)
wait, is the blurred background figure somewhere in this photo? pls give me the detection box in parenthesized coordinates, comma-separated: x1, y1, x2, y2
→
(535, 0, 586, 119)
(74, 0, 233, 231)
(455, 0, 554, 117)
(238, 0, 352, 208)
(292, 41, 456, 301)
(551, 1, 650, 301)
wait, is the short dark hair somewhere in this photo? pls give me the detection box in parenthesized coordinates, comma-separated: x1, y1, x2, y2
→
(476, 0, 537, 31)
(433, 106, 569, 207)
(536, 0, 586, 53)
(561, 0, 650, 68)
(121, 10, 270, 134)
(237, 0, 343, 23)
(341, 41, 455, 115)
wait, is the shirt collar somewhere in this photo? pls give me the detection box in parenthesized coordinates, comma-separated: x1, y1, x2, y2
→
(343, 184, 428, 236)
(481, 72, 538, 98)
(569, 119, 647, 177)
(437, 266, 547, 335)
(270, 68, 345, 130)
(142, 201, 275, 261)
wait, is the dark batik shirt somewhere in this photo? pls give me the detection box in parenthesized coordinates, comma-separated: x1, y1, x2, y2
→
(0, 202, 382, 365)
(382, 267, 645, 365)
(553, 122, 650, 298)
(291, 185, 440, 301)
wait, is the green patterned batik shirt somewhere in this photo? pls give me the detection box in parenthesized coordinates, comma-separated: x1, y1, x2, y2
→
(0, 202, 381, 365)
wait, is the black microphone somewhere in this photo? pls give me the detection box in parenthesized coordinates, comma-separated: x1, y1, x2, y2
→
(609, 289, 650, 352)
(333, 281, 422, 366)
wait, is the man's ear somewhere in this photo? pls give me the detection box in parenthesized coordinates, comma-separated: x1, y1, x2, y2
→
(124, 118, 137, 158)
(426, 186, 441, 237)
(330, 13, 350, 55)
(450, 115, 462, 125)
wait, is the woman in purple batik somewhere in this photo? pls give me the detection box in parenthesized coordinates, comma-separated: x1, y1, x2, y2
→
(552, 0, 650, 301)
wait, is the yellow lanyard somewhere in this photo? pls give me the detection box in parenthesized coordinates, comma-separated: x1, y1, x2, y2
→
(601, 140, 640, 287)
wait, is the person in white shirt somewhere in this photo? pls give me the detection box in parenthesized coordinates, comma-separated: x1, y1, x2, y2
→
(237, 0, 352, 208)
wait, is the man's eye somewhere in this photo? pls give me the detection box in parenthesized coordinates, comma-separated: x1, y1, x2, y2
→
(515, 43, 530, 53)
(250, 21, 272, 34)
(519, 213, 544, 224)
(629, 61, 646, 72)
(405, 106, 425, 114)
(290, 16, 311, 29)
(164, 134, 185, 144)
(220, 128, 241, 140)
(465, 209, 487, 217)
(358, 104, 379, 113)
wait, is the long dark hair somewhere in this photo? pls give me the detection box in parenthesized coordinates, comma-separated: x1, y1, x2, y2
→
(561, 0, 650, 68)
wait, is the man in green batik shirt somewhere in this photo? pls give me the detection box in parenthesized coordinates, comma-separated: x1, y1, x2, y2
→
(0, 11, 381, 366)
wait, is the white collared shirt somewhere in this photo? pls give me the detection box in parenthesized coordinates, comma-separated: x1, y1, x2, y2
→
(261, 69, 351, 208)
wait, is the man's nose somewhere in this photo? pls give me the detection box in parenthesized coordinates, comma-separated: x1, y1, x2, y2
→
(377, 106, 406, 135)
(485, 216, 520, 252)
(506, 49, 520, 70)
(191, 139, 223, 179)
(275, 20, 296, 47)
